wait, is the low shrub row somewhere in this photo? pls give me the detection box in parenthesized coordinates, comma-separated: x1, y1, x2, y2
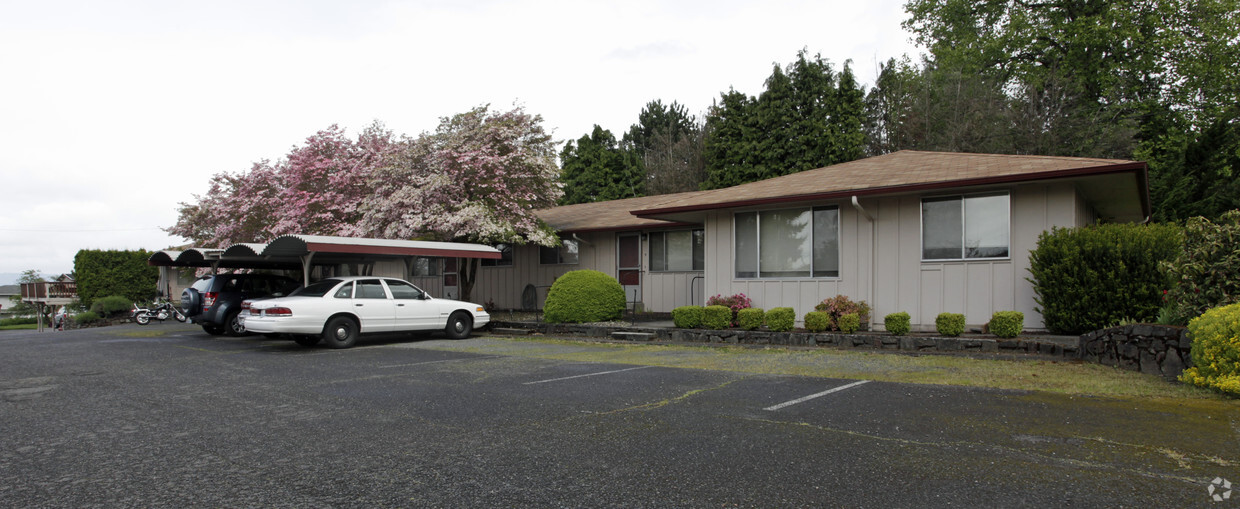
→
(674, 297, 1025, 338)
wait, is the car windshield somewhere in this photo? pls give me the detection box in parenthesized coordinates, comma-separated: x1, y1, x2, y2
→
(290, 279, 342, 297)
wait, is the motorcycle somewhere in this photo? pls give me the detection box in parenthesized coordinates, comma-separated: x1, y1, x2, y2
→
(132, 301, 188, 325)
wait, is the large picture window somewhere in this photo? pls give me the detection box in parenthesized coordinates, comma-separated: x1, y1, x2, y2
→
(922, 193, 1010, 260)
(650, 230, 704, 272)
(734, 207, 839, 279)
(411, 256, 441, 277)
(539, 239, 579, 265)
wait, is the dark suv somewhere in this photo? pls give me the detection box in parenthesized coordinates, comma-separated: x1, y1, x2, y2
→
(181, 273, 301, 336)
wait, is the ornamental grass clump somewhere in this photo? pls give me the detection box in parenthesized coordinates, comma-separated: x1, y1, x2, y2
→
(737, 308, 765, 330)
(702, 305, 732, 330)
(1179, 302, 1240, 396)
(672, 306, 704, 328)
(989, 311, 1024, 338)
(838, 313, 861, 334)
(766, 307, 796, 332)
(936, 313, 965, 337)
(543, 270, 625, 324)
(885, 312, 911, 336)
(804, 311, 832, 332)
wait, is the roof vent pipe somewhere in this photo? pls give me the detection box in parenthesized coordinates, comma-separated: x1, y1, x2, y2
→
(851, 196, 875, 222)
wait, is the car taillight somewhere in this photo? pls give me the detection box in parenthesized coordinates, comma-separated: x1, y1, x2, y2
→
(265, 307, 292, 317)
(203, 292, 217, 310)
(241, 301, 251, 311)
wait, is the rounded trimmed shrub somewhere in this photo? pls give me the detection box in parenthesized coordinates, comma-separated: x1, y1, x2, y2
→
(702, 305, 732, 330)
(74, 311, 101, 324)
(815, 295, 870, 331)
(766, 307, 795, 332)
(838, 313, 861, 334)
(737, 308, 765, 331)
(90, 295, 132, 317)
(936, 313, 965, 337)
(885, 312, 911, 336)
(1180, 302, 1240, 396)
(672, 306, 704, 329)
(543, 270, 625, 324)
(804, 311, 832, 333)
(989, 311, 1024, 338)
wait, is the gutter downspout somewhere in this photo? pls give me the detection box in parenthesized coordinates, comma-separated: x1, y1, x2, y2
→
(851, 196, 877, 331)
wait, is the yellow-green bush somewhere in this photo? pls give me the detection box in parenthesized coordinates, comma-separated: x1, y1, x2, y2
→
(804, 311, 832, 332)
(838, 313, 860, 334)
(1179, 302, 1240, 397)
(766, 307, 795, 332)
(543, 270, 625, 323)
(672, 306, 704, 328)
(702, 305, 732, 330)
(936, 313, 965, 337)
(737, 308, 764, 330)
(884, 312, 911, 335)
(989, 311, 1024, 338)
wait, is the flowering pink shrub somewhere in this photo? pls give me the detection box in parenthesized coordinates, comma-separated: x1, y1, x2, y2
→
(706, 293, 753, 326)
(814, 295, 871, 331)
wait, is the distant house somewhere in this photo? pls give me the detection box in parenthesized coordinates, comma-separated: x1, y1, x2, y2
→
(0, 285, 18, 315)
(467, 150, 1148, 331)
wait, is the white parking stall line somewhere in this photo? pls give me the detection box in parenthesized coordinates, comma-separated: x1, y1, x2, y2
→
(764, 380, 871, 411)
(379, 355, 504, 368)
(524, 365, 654, 385)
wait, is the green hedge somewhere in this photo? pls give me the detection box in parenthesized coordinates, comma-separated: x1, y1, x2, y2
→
(804, 311, 831, 332)
(737, 308, 765, 330)
(838, 313, 860, 334)
(1027, 223, 1182, 334)
(702, 305, 732, 330)
(672, 306, 704, 328)
(0, 317, 38, 326)
(1180, 302, 1240, 396)
(766, 307, 795, 332)
(74, 311, 101, 324)
(989, 311, 1024, 338)
(936, 313, 965, 337)
(543, 270, 625, 324)
(1162, 211, 1240, 325)
(89, 295, 132, 317)
(884, 312, 911, 335)
(74, 249, 159, 309)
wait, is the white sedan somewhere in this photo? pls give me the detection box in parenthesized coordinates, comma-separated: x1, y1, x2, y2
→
(241, 276, 490, 349)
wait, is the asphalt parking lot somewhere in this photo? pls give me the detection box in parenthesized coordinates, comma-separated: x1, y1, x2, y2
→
(1, 323, 1237, 507)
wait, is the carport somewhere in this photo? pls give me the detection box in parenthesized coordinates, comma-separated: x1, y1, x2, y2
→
(149, 234, 501, 287)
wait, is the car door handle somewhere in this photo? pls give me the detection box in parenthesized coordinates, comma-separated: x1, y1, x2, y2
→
(355, 303, 363, 307)
(397, 303, 406, 307)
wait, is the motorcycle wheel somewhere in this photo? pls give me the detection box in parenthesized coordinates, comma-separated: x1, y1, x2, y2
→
(174, 310, 187, 322)
(135, 313, 150, 325)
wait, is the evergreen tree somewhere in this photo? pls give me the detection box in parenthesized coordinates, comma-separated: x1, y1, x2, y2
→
(559, 125, 644, 204)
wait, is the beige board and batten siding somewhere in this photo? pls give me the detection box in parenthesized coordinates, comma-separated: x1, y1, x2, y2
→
(470, 232, 615, 310)
(702, 182, 1084, 331)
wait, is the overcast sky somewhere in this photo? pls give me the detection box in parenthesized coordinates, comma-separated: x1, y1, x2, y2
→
(0, 0, 921, 281)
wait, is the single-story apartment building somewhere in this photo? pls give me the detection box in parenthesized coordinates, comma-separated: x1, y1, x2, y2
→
(467, 150, 1149, 332)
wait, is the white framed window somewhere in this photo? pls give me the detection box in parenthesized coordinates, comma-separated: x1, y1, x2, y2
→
(921, 192, 1010, 260)
(411, 256, 441, 277)
(481, 244, 513, 267)
(539, 239, 579, 265)
(650, 230, 704, 272)
(734, 206, 839, 279)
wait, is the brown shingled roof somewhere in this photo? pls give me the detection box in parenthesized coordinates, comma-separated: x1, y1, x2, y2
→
(633, 150, 1145, 217)
(536, 150, 1148, 232)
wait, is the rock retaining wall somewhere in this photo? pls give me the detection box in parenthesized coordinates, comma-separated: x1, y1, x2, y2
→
(1077, 325, 1191, 380)
(490, 321, 1079, 357)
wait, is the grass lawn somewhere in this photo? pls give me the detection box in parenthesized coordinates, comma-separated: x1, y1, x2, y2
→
(453, 335, 1231, 402)
(0, 323, 40, 331)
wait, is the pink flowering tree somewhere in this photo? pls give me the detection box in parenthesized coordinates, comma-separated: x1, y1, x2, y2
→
(359, 105, 563, 301)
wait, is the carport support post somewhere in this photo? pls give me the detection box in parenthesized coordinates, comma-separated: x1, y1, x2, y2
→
(300, 252, 315, 287)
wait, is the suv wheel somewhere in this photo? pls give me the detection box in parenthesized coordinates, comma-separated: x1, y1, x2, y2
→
(181, 288, 202, 317)
(224, 311, 246, 337)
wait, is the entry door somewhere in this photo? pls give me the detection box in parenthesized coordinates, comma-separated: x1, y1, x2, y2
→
(617, 234, 641, 308)
(442, 258, 458, 300)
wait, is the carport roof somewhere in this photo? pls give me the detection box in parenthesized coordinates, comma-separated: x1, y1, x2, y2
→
(148, 234, 501, 269)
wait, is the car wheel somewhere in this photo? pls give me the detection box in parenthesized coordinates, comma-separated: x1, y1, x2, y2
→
(181, 288, 201, 317)
(203, 323, 225, 336)
(321, 317, 358, 349)
(224, 311, 246, 337)
(294, 335, 320, 347)
(444, 311, 473, 340)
